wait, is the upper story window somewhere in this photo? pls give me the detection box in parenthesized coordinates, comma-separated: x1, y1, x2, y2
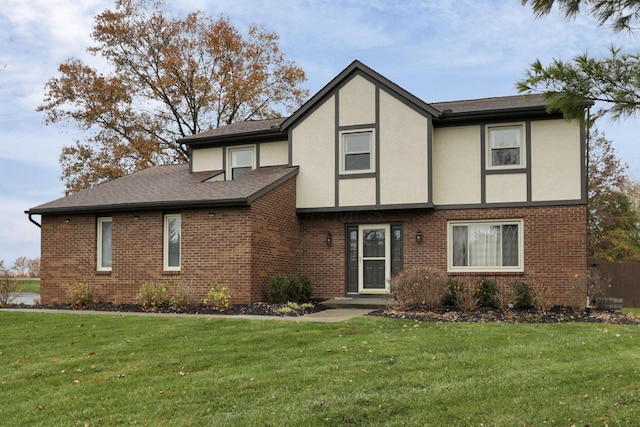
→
(340, 130, 374, 174)
(97, 217, 112, 271)
(487, 124, 525, 170)
(164, 214, 181, 271)
(228, 146, 255, 180)
(448, 219, 523, 272)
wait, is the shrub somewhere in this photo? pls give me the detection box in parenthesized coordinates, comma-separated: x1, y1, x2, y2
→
(268, 274, 289, 304)
(169, 283, 199, 311)
(203, 284, 232, 311)
(137, 282, 169, 311)
(511, 281, 535, 310)
(441, 279, 461, 306)
(268, 274, 313, 304)
(476, 278, 499, 308)
(391, 267, 448, 310)
(0, 274, 18, 306)
(67, 282, 95, 308)
(496, 283, 514, 311)
(456, 281, 479, 313)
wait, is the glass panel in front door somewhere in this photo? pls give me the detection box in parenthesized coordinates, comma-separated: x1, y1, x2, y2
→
(360, 226, 390, 292)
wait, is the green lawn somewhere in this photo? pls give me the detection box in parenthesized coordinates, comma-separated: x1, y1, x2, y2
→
(14, 279, 40, 294)
(1, 312, 639, 426)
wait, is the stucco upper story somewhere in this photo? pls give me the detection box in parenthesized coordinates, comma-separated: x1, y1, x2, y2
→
(28, 60, 585, 216)
(182, 60, 585, 212)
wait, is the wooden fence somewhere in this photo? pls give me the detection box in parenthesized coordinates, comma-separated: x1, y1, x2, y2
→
(590, 259, 640, 308)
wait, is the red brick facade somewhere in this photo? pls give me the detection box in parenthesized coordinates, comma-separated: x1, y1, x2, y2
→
(40, 175, 587, 308)
(301, 204, 587, 307)
(40, 176, 300, 305)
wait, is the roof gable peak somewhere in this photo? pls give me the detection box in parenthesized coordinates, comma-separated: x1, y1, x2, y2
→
(280, 60, 440, 130)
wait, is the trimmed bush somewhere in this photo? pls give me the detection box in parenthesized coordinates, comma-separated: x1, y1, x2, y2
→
(391, 267, 448, 310)
(512, 281, 536, 309)
(476, 278, 499, 308)
(268, 274, 313, 304)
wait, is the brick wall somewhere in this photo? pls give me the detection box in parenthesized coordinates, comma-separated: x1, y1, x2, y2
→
(40, 207, 254, 304)
(39, 191, 587, 307)
(300, 204, 587, 307)
(39, 175, 299, 306)
(250, 176, 301, 301)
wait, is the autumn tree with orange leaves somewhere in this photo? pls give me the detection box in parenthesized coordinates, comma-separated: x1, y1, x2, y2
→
(38, 0, 308, 194)
(588, 129, 640, 262)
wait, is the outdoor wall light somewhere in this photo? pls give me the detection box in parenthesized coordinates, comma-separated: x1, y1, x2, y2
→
(208, 212, 216, 217)
(416, 230, 423, 243)
(64, 218, 71, 224)
(326, 231, 332, 247)
(133, 215, 140, 220)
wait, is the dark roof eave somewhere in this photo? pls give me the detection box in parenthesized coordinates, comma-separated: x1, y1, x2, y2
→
(180, 128, 287, 148)
(26, 198, 253, 215)
(434, 106, 564, 126)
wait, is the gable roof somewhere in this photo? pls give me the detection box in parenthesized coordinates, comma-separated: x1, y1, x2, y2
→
(28, 164, 298, 215)
(280, 60, 442, 130)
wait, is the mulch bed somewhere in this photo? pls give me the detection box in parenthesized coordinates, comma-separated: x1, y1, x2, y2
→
(6, 300, 329, 317)
(370, 305, 640, 325)
(6, 300, 640, 324)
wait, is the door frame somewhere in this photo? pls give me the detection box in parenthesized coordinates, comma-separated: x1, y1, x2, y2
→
(357, 224, 391, 294)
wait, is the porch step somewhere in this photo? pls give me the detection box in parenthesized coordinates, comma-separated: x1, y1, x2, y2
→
(320, 297, 393, 310)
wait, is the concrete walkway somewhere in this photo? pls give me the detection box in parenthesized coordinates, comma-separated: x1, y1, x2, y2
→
(1, 298, 375, 323)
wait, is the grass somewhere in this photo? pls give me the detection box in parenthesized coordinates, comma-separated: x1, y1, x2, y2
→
(1, 312, 639, 426)
(623, 307, 640, 317)
(14, 279, 40, 293)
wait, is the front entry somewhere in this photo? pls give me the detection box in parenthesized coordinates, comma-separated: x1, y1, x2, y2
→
(346, 223, 403, 295)
(358, 224, 390, 294)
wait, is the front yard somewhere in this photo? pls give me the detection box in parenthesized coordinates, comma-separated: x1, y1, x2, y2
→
(1, 311, 639, 426)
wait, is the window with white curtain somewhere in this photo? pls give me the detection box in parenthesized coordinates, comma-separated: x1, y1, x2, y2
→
(448, 220, 523, 272)
(97, 217, 112, 271)
(164, 214, 181, 270)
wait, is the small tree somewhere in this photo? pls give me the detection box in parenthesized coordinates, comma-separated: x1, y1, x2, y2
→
(11, 256, 30, 278)
(0, 261, 18, 306)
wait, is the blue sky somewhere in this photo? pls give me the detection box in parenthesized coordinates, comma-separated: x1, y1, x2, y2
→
(1, 0, 638, 265)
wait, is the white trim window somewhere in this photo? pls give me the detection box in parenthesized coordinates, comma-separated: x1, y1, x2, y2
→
(164, 214, 181, 271)
(97, 217, 112, 271)
(228, 146, 255, 180)
(487, 124, 525, 169)
(448, 219, 523, 272)
(340, 130, 374, 174)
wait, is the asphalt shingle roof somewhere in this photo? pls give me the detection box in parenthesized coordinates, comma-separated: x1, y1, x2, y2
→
(28, 164, 298, 214)
(431, 94, 548, 115)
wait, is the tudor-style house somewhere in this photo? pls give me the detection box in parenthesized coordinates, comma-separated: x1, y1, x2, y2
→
(27, 60, 587, 307)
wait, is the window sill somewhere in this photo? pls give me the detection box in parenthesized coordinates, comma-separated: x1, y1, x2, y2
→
(339, 172, 376, 179)
(96, 270, 112, 276)
(162, 270, 181, 275)
(448, 271, 525, 276)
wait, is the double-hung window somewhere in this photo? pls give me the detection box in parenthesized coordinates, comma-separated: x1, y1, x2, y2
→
(228, 146, 255, 180)
(448, 220, 523, 272)
(487, 124, 524, 169)
(164, 214, 181, 271)
(340, 130, 374, 174)
(97, 217, 112, 271)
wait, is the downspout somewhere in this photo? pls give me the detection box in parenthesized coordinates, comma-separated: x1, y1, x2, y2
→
(26, 211, 41, 228)
(585, 106, 591, 310)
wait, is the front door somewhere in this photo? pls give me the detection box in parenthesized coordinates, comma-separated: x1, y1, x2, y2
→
(358, 224, 390, 294)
